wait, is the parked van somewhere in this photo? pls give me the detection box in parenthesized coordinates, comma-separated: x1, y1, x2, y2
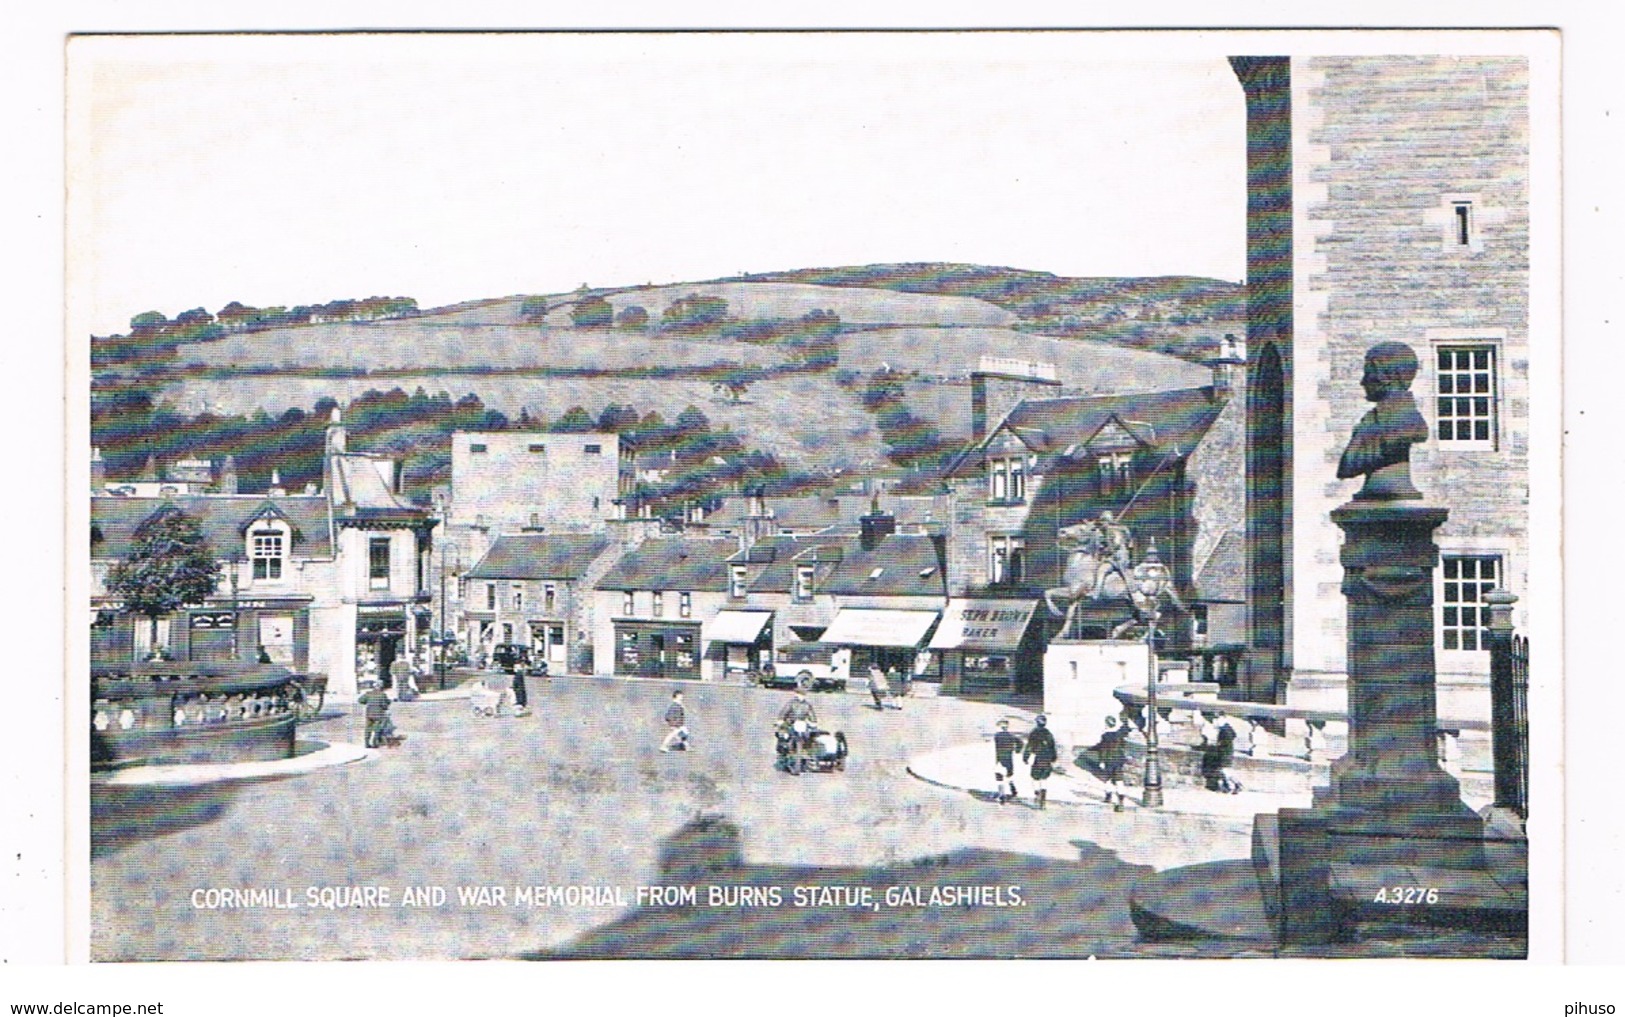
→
(770, 642, 850, 692)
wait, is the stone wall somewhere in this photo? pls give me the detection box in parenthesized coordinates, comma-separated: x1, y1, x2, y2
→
(1290, 55, 1530, 693)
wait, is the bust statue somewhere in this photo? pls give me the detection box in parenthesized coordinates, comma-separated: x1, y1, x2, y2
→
(1337, 342, 1430, 500)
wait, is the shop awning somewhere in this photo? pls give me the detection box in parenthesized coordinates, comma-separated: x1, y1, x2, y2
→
(928, 599, 1039, 652)
(819, 609, 939, 648)
(705, 611, 773, 644)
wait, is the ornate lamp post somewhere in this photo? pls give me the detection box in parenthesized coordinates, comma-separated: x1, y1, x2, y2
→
(1134, 540, 1174, 808)
(437, 543, 460, 691)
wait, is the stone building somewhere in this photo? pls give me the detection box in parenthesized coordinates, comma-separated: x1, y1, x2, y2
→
(461, 533, 616, 674)
(591, 537, 737, 682)
(939, 348, 1247, 697)
(1231, 55, 1530, 723)
(90, 412, 436, 702)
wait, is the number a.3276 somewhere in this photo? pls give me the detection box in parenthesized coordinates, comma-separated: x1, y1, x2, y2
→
(1374, 886, 1439, 904)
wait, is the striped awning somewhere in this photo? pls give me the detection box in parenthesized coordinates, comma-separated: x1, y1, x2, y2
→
(819, 609, 939, 648)
(705, 611, 773, 644)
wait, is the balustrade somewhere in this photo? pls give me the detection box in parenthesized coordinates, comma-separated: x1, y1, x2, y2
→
(91, 662, 304, 769)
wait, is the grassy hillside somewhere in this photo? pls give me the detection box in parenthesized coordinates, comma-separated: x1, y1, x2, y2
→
(105, 265, 1235, 501)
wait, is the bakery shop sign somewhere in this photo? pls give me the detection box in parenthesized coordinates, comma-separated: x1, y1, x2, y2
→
(929, 599, 1040, 653)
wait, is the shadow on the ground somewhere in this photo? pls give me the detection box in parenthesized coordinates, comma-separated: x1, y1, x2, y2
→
(534, 813, 1157, 959)
(91, 782, 243, 859)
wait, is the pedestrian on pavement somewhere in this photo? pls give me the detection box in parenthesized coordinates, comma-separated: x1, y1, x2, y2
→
(868, 664, 891, 710)
(1200, 714, 1241, 793)
(1091, 714, 1129, 811)
(887, 664, 906, 702)
(1023, 714, 1059, 809)
(993, 719, 1024, 804)
(659, 690, 689, 752)
(360, 678, 397, 749)
(511, 659, 530, 717)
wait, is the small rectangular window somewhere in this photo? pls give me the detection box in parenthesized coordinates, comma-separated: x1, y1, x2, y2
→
(512, 583, 524, 611)
(623, 592, 635, 616)
(653, 592, 664, 618)
(470, 443, 487, 453)
(680, 592, 692, 618)
(1440, 555, 1502, 651)
(795, 565, 815, 601)
(989, 536, 1026, 585)
(730, 566, 747, 599)
(544, 584, 557, 614)
(251, 530, 284, 580)
(486, 583, 497, 611)
(529, 444, 547, 453)
(369, 537, 391, 590)
(1436, 345, 1499, 448)
(584, 444, 602, 454)
(1453, 202, 1473, 246)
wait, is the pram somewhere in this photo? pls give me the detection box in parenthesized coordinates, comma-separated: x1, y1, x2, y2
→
(470, 672, 515, 718)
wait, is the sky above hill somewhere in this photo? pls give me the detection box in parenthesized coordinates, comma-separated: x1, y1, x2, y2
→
(68, 33, 1247, 336)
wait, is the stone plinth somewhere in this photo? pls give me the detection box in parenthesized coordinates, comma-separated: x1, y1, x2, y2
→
(1254, 500, 1517, 945)
(1043, 640, 1146, 751)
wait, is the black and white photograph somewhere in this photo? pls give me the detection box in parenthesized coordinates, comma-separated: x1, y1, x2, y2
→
(14, 6, 1623, 1004)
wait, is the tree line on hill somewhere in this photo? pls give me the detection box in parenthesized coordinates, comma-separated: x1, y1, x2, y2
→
(91, 386, 824, 514)
(93, 296, 420, 370)
(519, 291, 841, 370)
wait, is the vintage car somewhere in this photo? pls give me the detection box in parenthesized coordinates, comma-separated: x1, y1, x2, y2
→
(490, 643, 536, 674)
(765, 642, 849, 692)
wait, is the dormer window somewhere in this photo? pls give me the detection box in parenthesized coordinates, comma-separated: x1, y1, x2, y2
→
(250, 528, 285, 580)
(1097, 453, 1133, 500)
(988, 455, 1028, 503)
(795, 565, 815, 602)
(730, 565, 748, 599)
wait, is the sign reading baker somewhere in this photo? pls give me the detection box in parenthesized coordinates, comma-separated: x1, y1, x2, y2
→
(928, 599, 1040, 652)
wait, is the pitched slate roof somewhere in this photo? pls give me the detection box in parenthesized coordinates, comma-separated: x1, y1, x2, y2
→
(1193, 530, 1247, 603)
(732, 531, 946, 598)
(596, 537, 736, 592)
(704, 493, 952, 533)
(949, 387, 1226, 476)
(90, 495, 334, 560)
(465, 533, 611, 581)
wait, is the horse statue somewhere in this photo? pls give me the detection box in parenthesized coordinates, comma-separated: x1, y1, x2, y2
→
(1043, 515, 1186, 640)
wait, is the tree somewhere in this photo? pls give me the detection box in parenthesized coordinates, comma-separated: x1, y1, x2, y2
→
(597, 403, 641, 434)
(571, 295, 613, 328)
(616, 304, 649, 329)
(105, 505, 222, 657)
(554, 406, 595, 432)
(519, 297, 550, 322)
(662, 292, 730, 332)
(711, 362, 760, 403)
(129, 311, 169, 337)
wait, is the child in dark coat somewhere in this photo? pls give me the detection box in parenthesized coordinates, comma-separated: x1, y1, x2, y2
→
(993, 719, 1024, 804)
(1091, 714, 1129, 811)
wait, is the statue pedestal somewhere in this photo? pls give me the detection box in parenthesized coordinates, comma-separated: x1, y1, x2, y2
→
(1043, 640, 1146, 752)
(1255, 500, 1523, 945)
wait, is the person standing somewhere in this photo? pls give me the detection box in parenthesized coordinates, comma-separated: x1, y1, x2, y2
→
(993, 719, 1024, 804)
(511, 658, 530, 718)
(1023, 714, 1059, 809)
(659, 690, 689, 752)
(1091, 714, 1129, 811)
(868, 663, 891, 710)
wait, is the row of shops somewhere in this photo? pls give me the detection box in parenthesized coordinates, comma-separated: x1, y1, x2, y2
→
(606, 599, 1048, 696)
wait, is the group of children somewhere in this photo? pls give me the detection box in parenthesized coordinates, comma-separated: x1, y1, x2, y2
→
(994, 710, 1241, 809)
(991, 713, 1132, 811)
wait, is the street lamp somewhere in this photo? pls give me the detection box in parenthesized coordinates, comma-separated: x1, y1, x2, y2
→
(438, 543, 460, 691)
(1134, 539, 1174, 808)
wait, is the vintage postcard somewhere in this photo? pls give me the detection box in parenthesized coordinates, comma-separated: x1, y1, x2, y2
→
(64, 29, 1562, 968)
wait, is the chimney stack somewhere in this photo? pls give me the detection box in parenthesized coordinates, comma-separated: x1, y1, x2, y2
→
(269, 469, 287, 497)
(90, 447, 106, 492)
(859, 496, 896, 551)
(219, 455, 239, 495)
(1208, 334, 1247, 400)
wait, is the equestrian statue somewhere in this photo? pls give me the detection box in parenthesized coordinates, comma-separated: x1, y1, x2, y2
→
(1042, 513, 1186, 640)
